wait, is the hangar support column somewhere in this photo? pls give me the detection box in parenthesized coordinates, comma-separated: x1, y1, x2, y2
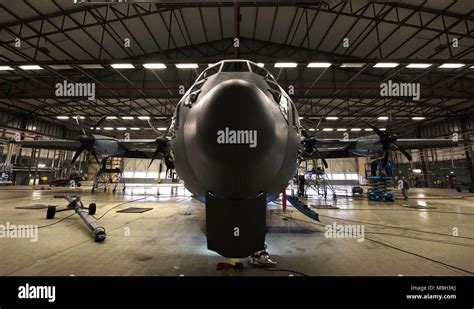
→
(460, 116, 474, 183)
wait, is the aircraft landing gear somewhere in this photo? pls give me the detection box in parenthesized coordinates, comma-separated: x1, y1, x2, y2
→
(45, 195, 106, 242)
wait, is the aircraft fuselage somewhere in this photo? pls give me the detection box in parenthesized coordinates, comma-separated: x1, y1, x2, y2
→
(170, 60, 301, 200)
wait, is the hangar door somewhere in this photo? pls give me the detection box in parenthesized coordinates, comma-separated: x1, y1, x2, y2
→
(122, 158, 164, 183)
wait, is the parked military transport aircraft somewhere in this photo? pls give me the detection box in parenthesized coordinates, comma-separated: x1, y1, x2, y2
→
(15, 59, 460, 258)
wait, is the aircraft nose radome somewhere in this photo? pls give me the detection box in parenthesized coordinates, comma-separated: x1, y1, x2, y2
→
(183, 79, 287, 199)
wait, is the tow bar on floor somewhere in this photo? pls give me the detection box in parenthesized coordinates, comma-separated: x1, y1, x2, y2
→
(46, 194, 106, 242)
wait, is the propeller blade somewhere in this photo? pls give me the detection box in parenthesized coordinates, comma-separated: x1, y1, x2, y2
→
(90, 116, 106, 135)
(148, 147, 161, 168)
(91, 151, 101, 166)
(313, 147, 328, 169)
(71, 145, 85, 164)
(393, 142, 413, 161)
(75, 116, 86, 135)
(382, 150, 390, 168)
(362, 120, 385, 138)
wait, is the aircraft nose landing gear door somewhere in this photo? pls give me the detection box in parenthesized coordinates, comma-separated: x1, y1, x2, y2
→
(205, 192, 266, 258)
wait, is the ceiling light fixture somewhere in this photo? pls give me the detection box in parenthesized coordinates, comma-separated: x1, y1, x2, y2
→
(176, 63, 198, 69)
(143, 63, 167, 69)
(111, 63, 135, 69)
(274, 62, 298, 68)
(406, 63, 432, 69)
(19, 65, 43, 70)
(438, 63, 464, 69)
(307, 62, 331, 68)
(373, 62, 399, 68)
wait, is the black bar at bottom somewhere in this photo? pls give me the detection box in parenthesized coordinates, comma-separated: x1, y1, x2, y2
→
(0, 276, 473, 307)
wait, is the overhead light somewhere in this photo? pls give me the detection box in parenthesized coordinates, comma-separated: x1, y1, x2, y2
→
(438, 63, 464, 69)
(90, 127, 101, 130)
(298, 117, 304, 120)
(406, 63, 432, 69)
(326, 116, 339, 120)
(130, 127, 140, 130)
(143, 63, 166, 69)
(103, 127, 114, 130)
(138, 116, 150, 120)
(365, 128, 373, 131)
(106, 116, 117, 119)
(73, 116, 85, 119)
(37, 164, 46, 168)
(337, 128, 347, 131)
(19, 65, 43, 70)
(49, 64, 73, 70)
(471, 66, 474, 69)
(307, 62, 331, 68)
(176, 63, 198, 69)
(412, 169, 422, 174)
(308, 128, 316, 132)
(373, 62, 399, 68)
(274, 62, 298, 68)
(380, 128, 386, 131)
(0, 66, 14, 71)
(377, 116, 389, 120)
(351, 128, 362, 131)
(116, 127, 127, 131)
(79, 64, 103, 69)
(412, 117, 425, 120)
(56, 116, 69, 119)
(257, 63, 264, 68)
(121, 116, 134, 120)
(111, 63, 135, 69)
(340, 63, 365, 68)
(322, 128, 333, 131)
(157, 127, 167, 131)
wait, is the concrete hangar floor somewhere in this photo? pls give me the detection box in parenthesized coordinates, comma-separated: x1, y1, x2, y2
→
(0, 184, 473, 276)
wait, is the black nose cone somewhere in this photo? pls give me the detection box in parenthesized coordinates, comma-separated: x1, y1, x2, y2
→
(183, 79, 287, 199)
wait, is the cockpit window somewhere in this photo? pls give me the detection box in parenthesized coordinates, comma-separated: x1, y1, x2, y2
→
(189, 80, 205, 93)
(201, 65, 220, 79)
(250, 63, 269, 78)
(221, 61, 250, 72)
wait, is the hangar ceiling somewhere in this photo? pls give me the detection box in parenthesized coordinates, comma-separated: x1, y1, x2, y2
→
(0, 0, 473, 137)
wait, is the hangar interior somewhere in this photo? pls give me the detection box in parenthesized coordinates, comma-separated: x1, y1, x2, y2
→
(0, 0, 473, 276)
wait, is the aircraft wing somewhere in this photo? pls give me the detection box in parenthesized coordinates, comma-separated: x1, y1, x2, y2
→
(314, 137, 460, 151)
(308, 137, 461, 159)
(116, 139, 160, 152)
(13, 140, 81, 151)
(395, 138, 459, 149)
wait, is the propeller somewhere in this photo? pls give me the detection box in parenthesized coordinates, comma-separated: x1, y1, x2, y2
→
(146, 119, 174, 170)
(71, 116, 106, 166)
(300, 129, 328, 169)
(363, 114, 412, 167)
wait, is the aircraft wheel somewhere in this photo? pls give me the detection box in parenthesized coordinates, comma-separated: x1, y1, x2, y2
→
(469, 188, 474, 193)
(88, 203, 97, 215)
(456, 187, 462, 192)
(77, 182, 82, 187)
(46, 206, 56, 219)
